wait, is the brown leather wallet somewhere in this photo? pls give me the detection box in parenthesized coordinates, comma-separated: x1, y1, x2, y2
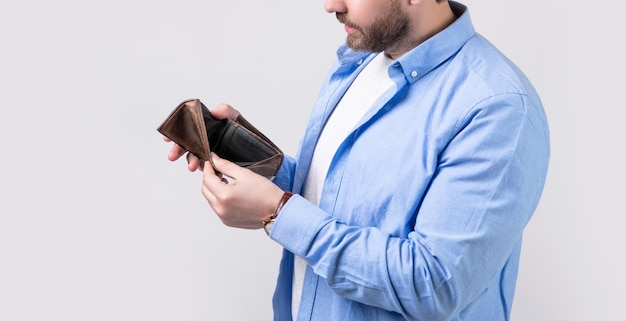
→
(157, 98, 283, 178)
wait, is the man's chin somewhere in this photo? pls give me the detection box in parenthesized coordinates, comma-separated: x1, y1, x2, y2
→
(346, 37, 366, 52)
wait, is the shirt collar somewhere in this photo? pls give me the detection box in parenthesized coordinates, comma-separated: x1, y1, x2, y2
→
(335, 1, 474, 84)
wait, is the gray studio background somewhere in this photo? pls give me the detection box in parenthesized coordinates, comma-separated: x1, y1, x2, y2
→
(1, 0, 623, 320)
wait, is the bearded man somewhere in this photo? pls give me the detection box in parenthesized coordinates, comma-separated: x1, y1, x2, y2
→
(165, 1, 550, 320)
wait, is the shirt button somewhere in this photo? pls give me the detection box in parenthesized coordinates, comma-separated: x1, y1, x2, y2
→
(357, 59, 363, 65)
(411, 70, 418, 77)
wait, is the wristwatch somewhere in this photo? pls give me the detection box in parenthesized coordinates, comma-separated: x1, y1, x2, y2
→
(263, 218, 276, 235)
(263, 192, 293, 235)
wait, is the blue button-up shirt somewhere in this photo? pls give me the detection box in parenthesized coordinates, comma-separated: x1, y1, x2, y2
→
(269, 2, 550, 320)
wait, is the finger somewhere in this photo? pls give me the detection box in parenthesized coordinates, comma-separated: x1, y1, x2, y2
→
(200, 180, 221, 213)
(168, 143, 187, 161)
(210, 153, 244, 182)
(202, 160, 231, 195)
(204, 157, 230, 184)
(211, 103, 240, 121)
(208, 157, 232, 184)
(185, 153, 202, 172)
(203, 160, 227, 185)
(202, 160, 216, 176)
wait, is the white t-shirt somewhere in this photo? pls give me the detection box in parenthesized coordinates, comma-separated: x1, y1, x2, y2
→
(293, 52, 395, 319)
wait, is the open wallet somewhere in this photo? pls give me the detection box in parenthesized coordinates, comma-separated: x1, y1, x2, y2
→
(157, 98, 284, 179)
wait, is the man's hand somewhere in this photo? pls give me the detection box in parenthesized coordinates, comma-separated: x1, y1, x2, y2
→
(201, 154, 285, 229)
(162, 102, 284, 229)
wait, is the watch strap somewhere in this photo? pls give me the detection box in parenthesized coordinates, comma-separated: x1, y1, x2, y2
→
(263, 192, 293, 235)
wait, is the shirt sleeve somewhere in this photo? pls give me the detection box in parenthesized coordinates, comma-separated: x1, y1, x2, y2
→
(270, 93, 550, 320)
(271, 155, 297, 192)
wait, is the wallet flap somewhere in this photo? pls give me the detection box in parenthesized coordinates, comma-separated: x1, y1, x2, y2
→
(241, 154, 285, 178)
(157, 98, 212, 161)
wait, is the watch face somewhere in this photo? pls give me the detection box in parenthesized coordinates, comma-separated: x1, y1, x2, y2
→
(263, 220, 275, 235)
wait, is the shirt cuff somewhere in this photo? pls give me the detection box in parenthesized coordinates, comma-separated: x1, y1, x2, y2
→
(269, 194, 329, 257)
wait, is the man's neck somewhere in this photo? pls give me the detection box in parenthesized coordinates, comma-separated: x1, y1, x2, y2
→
(385, 1, 457, 60)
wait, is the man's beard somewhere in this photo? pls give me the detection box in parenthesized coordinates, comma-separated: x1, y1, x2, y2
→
(337, 1, 410, 53)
